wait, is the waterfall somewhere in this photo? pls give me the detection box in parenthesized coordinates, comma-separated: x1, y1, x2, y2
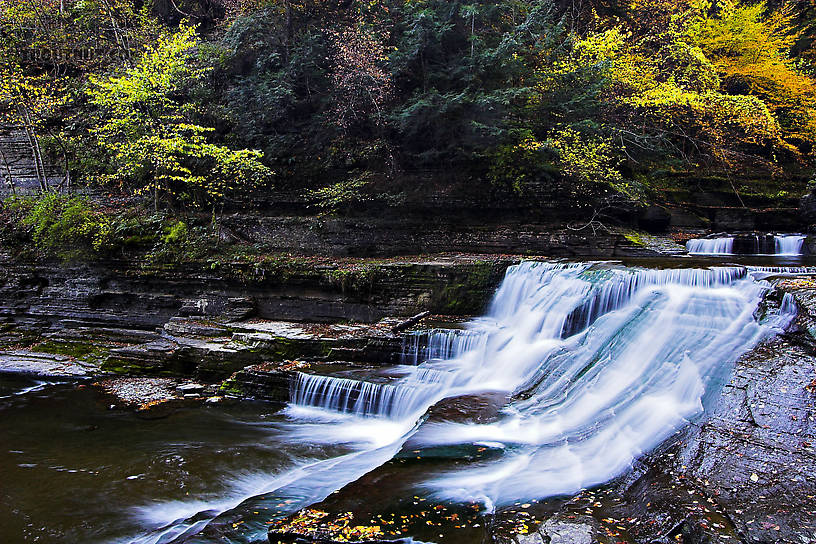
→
(686, 237, 734, 254)
(408, 261, 795, 505)
(287, 263, 795, 503)
(686, 234, 807, 255)
(291, 369, 455, 420)
(774, 235, 806, 255)
(746, 265, 816, 276)
(780, 292, 798, 317)
(139, 261, 801, 543)
(558, 266, 746, 338)
(401, 329, 488, 365)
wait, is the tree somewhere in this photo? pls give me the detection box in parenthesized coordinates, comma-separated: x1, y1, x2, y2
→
(549, 127, 632, 197)
(0, 0, 155, 75)
(86, 24, 272, 208)
(329, 24, 393, 134)
(0, 0, 159, 191)
(389, 0, 562, 169)
(0, 64, 66, 191)
(684, 0, 816, 148)
(544, 0, 813, 177)
(151, 0, 265, 27)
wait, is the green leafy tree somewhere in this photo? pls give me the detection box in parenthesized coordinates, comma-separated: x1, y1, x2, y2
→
(548, 127, 632, 197)
(86, 24, 272, 208)
(0, 0, 161, 190)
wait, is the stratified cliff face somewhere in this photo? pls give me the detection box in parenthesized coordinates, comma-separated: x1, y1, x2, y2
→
(0, 127, 64, 195)
(0, 254, 517, 381)
(0, 255, 511, 328)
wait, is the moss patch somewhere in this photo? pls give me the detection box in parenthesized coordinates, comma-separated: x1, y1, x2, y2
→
(623, 231, 646, 247)
(31, 339, 110, 364)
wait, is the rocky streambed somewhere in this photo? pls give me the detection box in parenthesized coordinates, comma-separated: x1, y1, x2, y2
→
(1, 255, 815, 544)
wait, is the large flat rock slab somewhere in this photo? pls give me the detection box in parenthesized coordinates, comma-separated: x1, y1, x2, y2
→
(0, 350, 97, 378)
(103, 317, 408, 381)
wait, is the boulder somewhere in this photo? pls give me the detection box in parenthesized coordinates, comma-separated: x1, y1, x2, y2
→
(538, 519, 594, 544)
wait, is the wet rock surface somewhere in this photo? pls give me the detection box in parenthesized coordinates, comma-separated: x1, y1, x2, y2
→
(92, 377, 221, 418)
(671, 335, 816, 543)
(0, 350, 96, 378)
(0, 254, 518, 382)
(221, 362, 298, 404)
(634, 232, 688, 255)
(538, 517, 596, 544)
(0, 306, 414, 383)
(93, 377, 179, 406)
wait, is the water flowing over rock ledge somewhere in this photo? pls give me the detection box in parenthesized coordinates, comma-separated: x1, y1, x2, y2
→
(685, 233, 811, 255)
(2, 256, 816, 544)
(262, 265, 816, 544)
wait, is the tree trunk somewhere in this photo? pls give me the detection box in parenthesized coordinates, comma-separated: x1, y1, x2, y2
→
(19, 107, 48, 191)
(471, 13, 475, 59)
(392, 312, 431, 334)
(42, 125, 71, 192)
(0, 148, 15, 195)
(285, 0, 292, 63)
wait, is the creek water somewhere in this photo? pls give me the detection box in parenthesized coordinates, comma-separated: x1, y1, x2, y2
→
(686, 234, 807, 255)
(0, 257, 810, 543)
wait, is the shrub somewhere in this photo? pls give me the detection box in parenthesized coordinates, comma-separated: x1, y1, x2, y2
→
(3, 194, 226, 264)
(13, 194, 112, 257)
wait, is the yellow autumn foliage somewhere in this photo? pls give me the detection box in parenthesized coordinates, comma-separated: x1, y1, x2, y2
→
(557, 0, 815, 167)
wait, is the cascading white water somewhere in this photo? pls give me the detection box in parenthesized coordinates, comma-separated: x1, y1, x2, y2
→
(779, 292, 798, 316)
(414, 262, 796, 505)
(774, 235, 806, 255)
(686, 234, 807, 255)
(401, 329, 488, 365)
(558, 265, 747, 337)
(291, 369, 456, 420)
(133, 261, 800, 543)
(686, 237, 734, 254)
(287, 261, 796, 508)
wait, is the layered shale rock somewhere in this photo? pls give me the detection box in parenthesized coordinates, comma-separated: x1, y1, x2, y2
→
(0, 255, 514, 331)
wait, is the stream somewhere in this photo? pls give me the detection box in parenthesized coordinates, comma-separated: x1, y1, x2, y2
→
(0, 256, 811, 543)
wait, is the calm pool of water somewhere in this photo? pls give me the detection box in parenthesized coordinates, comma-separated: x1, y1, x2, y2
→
(0, 378, 345, 543)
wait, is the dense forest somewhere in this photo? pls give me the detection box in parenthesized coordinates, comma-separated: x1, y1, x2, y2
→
(1, 0, 815, 258)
